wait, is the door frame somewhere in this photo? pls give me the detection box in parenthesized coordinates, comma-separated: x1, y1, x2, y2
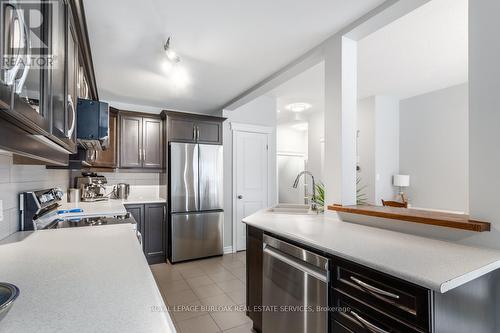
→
(231, 122, 274, 253)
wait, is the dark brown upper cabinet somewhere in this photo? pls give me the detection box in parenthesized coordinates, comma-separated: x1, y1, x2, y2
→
(91, 109, 118, 168)
(119, 112, 163, 169)
(162, 110, 225, 145)
(0, 0, 98, 165)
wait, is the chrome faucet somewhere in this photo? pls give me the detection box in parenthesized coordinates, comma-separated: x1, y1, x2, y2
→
(292, 171, 317, 211)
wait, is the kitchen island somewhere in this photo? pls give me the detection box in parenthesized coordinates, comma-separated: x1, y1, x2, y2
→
(0, 224, 175, 332)
(243, 209, 500, 333)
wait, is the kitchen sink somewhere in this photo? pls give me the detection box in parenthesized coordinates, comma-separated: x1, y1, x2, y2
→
(268, 204, 316, 214)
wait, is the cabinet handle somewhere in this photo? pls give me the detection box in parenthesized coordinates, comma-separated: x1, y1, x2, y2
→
(67, 95, 76, 138)
(350, 311, 390, 333)
(139, 148, 142, 161)
(350, 276, 400, 299)
(143, 148, 146, 162)
(14, 10, 31, 94)
(193, 126, 196, 140)
(4, 6, 22, 86)
(196, 126, 200, 141)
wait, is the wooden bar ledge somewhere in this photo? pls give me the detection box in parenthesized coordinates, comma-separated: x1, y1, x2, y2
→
(327, 205, 490, 232)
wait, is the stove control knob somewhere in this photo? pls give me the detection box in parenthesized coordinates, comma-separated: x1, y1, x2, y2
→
(54, 188, 64, 200)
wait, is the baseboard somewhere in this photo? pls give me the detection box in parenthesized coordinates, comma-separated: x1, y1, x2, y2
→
(223, 246, 234, 254)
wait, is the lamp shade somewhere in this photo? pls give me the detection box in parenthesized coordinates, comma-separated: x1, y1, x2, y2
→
(393, 174, 410, 187)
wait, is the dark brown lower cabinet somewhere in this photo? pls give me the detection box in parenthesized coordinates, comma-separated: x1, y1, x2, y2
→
(125, 203, 167, 264)
(245, 226, 433, 333)
(246, 226, 263, 333)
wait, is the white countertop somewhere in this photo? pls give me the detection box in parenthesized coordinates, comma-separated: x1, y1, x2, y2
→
(243, 210, 500, 293)
(0, 224, 175, 333)
(117, 197, 167, 205)
(53, 197, 166, 219)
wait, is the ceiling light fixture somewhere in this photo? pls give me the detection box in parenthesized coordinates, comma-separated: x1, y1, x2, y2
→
(164, 37, 181, 63)
(285, 102, 312, 113)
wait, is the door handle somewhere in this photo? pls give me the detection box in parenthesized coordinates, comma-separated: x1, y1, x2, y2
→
(237, 195, 243, 199)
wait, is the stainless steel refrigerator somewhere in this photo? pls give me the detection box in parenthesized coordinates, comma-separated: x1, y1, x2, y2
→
(169, 143, 224, 262)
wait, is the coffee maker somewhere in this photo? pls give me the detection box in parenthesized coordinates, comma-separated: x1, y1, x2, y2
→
(74, 172, 108, 202)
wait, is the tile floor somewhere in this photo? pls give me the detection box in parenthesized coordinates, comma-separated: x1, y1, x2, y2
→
(150, 252, 253, 333)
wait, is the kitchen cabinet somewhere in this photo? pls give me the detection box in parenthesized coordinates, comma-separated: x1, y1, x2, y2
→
(91, 109, 118, 168)
(0, 0, 98, 164)
(246, 226, 433, 333)
(65, 6, 79, 149)
(125, 203, 167, 264)
(246, 226, 263, 333)
(163, 110, 225, 145)
(119, 112, 163, 169)
(142, 117, 163, 168)
(125, 204, 144, 250)
(144, 203, 167, 264)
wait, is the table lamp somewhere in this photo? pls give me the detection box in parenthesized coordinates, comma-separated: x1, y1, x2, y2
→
(393, 174, 410, 203)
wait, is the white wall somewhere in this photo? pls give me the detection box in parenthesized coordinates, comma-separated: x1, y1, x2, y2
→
(222, 95, 277, 249)
(374, 96, 399, 204)
(0, 152, 70, 240)
(277, 125, 307, 154)
(400, 83, 468, 212)
(357, 96, 399, 205)
(357, 97, 376, 204)
(308, 112, 325, 182)
(466, 0, 500, 249)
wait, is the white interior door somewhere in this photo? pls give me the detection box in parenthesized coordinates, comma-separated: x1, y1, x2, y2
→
(235, 130, 269, 251)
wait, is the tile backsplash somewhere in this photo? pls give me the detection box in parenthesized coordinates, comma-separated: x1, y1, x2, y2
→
(0, 152, 167, 240)
(0, 151, 70, 240)
(69, 170, 162, 187)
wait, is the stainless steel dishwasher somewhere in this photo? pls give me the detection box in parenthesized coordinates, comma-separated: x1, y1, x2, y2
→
(262, 234, 329, 333)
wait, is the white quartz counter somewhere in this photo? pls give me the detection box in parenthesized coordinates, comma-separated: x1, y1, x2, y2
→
(54, 197, 166, 219)
(243, 210, 500, 293)
(0, 224, 175, 333)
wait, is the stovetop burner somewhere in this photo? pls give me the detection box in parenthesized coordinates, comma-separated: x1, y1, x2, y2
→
(47, 213, 135, 229)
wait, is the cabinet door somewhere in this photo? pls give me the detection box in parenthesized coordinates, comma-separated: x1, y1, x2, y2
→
(246, 226, 263, 332)
(93, 110, 117, 168)
(66, 10, 78, 148)
(196, 120, 222, 144)
(144, 204, 166, 264)
(125, 204, 144, 250)
(50, 0, 67, 141)
(169, 117, 196, 142)
(142, 116, 163, 168)
(119, 115, 143, 168)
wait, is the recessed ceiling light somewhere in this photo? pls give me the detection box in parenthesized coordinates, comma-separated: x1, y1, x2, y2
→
(285, 103, 312, 112)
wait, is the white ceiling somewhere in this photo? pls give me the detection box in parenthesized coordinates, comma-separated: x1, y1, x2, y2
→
(358, 0, 468, 100)
(84, 0, 385, 113)
(268, 62, 324, 125)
